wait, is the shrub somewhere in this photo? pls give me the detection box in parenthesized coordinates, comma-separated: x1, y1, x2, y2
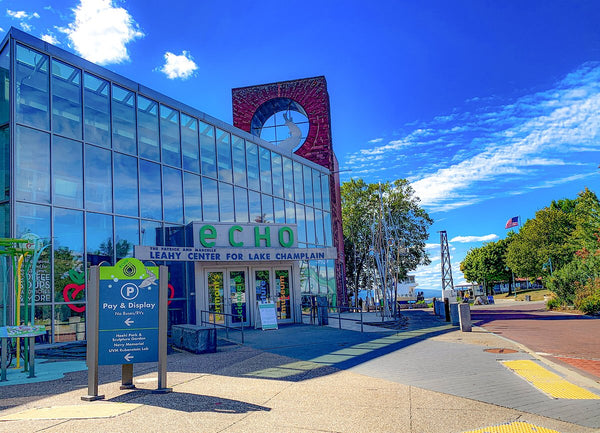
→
(574, 277, 600, 315)
(546, 297, 561, 310)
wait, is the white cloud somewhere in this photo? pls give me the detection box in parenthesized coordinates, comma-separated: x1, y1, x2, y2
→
(20, 23, 33, 32)
(59, 0, 144, 65)
(450, 234, 499, 243)
(368, 138, 383, 143)
(159, 51, 198, 80)
(41, 34, 59, 45)
(343, 63, 600, 213)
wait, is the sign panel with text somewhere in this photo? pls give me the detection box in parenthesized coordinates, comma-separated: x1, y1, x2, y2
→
(98, 258, 160, 365)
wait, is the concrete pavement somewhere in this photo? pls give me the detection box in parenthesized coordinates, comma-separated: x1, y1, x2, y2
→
(0, 308, 599, 432)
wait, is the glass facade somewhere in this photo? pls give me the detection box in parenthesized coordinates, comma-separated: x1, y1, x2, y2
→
(5, 32, 337, 342)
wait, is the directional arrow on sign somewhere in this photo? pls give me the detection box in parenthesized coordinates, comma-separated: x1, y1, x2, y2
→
(124, 353, 134, 362)
(124, 318, 134, 327)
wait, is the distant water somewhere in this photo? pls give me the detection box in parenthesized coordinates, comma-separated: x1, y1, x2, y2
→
(357, 288, 441, 301)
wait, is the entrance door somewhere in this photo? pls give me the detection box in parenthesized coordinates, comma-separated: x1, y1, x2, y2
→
(274, 268, 292, 321)
(207, 271, 225, 324)
(228, 269, 249, 325)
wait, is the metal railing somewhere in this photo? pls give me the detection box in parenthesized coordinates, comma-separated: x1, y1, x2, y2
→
(301, 305, 368, 332)
(199, 310, 245, 344)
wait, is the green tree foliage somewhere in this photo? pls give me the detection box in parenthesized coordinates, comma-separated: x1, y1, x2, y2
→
(341, 179, 433, 304)
(506, 207, 576, 280)
(460, 236, 514, 295)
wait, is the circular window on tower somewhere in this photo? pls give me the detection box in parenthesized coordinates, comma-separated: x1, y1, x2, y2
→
(250, 98, 309, 152)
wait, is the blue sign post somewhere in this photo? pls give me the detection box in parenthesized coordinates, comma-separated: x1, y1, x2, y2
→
(98, 266, 160, 365)
(82, 258, 170, 401)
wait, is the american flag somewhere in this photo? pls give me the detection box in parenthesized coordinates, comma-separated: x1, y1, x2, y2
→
(505, 216, 519, 229)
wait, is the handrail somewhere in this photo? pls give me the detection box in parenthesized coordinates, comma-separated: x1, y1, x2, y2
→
(199, 310, 245, 344)
(301, 305, 367, 333)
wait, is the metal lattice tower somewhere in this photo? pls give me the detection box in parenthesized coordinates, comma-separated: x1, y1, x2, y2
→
(440, 231, 454, 292)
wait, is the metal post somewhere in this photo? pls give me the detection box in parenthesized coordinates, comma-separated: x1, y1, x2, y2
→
(1, 337, 7, 381)
(360, 311, 363, 333)
(120, 364, 135, 389)
(28, 336, 35, 378)
(338, 309, 342, 329)
(82, 266, 104, 401)
(154, 265, 172, 394)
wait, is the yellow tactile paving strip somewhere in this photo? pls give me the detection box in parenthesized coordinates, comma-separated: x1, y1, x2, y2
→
(501, 360, 600, 399)
(0, 403, 141, 421)
(462, 421, 561, 433)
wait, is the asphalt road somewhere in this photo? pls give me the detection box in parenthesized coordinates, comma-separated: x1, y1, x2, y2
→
(471, 300, 600, 380)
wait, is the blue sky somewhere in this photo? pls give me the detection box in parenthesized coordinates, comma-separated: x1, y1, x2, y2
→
(3, 0, 600, 292)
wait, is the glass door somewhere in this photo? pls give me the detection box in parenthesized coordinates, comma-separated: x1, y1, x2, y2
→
(254, 270, 271, 303)
(275, 268, 292, 320)
(229, 269, 248, 325)
(207, 271, 225, 324)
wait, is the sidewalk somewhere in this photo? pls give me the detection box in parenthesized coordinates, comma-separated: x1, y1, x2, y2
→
(0, 309, 599, 432)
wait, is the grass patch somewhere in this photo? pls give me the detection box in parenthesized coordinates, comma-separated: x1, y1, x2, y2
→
(496, 289, 552, 302)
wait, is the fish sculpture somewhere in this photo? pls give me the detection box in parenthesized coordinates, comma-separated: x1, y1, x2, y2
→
(278, 112, 302, 151)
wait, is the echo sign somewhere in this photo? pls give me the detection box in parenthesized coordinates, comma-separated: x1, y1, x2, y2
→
(193, 223, 298, 249)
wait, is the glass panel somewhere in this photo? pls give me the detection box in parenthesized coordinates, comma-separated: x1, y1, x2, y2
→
(313, 170, 322, 209)
(275, 269, 291, 320)
(0, 125, 9, 202)
(85, 144, 112, 212)
(0, 47, 9, 125)
(83, 73, 110, 147)
(0, 203, 8, 238)
(16, 126, 50, 203)
(300, 261, 309, 294)
(259, 147, 272, 194)
(327, 260, 336, 301)
(138, 95, 159, 161)
(315, 209, 324, 246)
(86, 212, 113, 266)
(296, 204, 306, 243)
(168, 299, 187, 328)
(305, 206, 315, 245)
(115, 216, 138, 260)
(274, 198, 285, 224)
(208, 271, 224, 324)
(232, 135, 246, 186)
(53, 208, 84, 303)
(52, 59, 82, 139)
(285, 200, 296, 224)
(272, 153, 283, 198)
(322, 175, 331, 211)
(181, 113, 199, 172)
(202, 177, 218, 221)
(303, 165, 313, 207)
(283, 157, 294, 201)
(114, 153, 138, 217)
(293, 161, 304, 203)
(324, 211, 333, 246)
(160, 105, 181, 167)
(255, 270, 270, 303)
(165, 224, 185, 246)
(141, 220, 162, 246)
(261, 195, 273, 223)
(183, 172, 202, 223)
(246, 141, 259, 190)
(219, 182, 234, 222)
(216, 128, 232, 183)
(248, 190, 261, 223)
(234, 187, 248, 222)
(16, 44, 49, 130)
(33, 305, 52, 343)
(112, 85, 136, 154)
(16, 203, 50, 239)
(54, 305, 85, 343)
(53, 136, 83, 208)
(139, 160, 162, 220)
(199, 121, 216, 178)
(229, 270, 247, 322)
(163, 167, 183, 223)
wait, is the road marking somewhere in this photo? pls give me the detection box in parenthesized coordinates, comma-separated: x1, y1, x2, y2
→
(462, 421, 561, 433)
(0, 403, 141, 421)
(501, 359, 600, 399)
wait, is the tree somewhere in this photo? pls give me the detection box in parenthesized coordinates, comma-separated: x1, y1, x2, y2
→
(341, 178, 433, 310)
(506, 207, 576, 280)
(460, 236, 514, 295)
